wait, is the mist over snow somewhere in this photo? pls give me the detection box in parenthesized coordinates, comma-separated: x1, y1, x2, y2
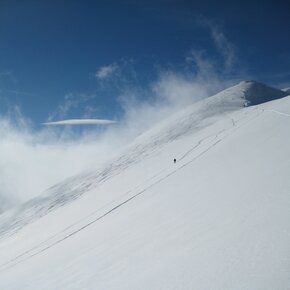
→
(117, 59, 233, 136)
(0, 116, 121, 211)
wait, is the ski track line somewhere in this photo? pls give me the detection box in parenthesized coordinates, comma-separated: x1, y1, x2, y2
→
(264, 109, 290, 117)
(178, 107, 259, 163)
(178, 106, 261, 164)
(0, 107, 263, 273)
(178, 135, 216, 162)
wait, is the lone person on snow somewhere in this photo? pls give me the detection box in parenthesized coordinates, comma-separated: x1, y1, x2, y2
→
(174, 158, 176, 164)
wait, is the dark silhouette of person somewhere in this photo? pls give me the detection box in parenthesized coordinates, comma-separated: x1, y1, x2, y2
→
(174, 158, 176, 164)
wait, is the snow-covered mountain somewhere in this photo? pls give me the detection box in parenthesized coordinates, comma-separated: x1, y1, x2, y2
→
(0, 80, 289, 290)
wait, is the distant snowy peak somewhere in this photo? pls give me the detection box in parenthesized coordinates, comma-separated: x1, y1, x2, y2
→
(212, 80, 288, 108)
(241, 80, 288, 105)
(133, 80, 289, 147)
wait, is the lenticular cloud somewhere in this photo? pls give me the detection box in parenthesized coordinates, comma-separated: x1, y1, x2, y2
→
(43, 119, 116, 125)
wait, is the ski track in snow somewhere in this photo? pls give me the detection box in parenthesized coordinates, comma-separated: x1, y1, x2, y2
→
(264, 109, 290, 117)
(0, 107, 264, 273)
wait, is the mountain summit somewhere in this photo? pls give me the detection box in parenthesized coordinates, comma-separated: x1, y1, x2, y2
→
(204, 80, 288, 109)
(237, 80, 288, 105)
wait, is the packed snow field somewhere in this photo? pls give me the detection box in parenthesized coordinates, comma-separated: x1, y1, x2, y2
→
(0, 81, 289, 289)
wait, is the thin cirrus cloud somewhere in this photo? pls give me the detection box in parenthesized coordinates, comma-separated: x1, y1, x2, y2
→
(47, 93, 96, 122)
(196, 18, 237, 72)
(43, 119, 117, 125)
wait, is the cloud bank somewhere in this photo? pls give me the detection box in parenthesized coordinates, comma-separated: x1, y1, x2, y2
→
(0, 114, 125, 213)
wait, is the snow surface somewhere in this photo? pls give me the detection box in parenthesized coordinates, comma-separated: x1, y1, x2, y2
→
(0, 81, 289, 289)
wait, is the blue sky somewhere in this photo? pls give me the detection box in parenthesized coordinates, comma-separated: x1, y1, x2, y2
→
(0, 0, 290, 126)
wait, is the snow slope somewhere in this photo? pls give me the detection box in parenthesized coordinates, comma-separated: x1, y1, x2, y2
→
(0, 81, 289, 290)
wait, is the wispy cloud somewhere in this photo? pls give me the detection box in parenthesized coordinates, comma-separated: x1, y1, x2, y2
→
(186, 50, 217, 80)
(197, 18, 237, 72)
(48, 93, 95, 121)
(117, 65, 227, 136)
(0, 111, 122, 210)
(94, 59, 137, 86)
(152, 71, 208, 106)
(43, 119, 116, 125)
(95, 63, 119, 80)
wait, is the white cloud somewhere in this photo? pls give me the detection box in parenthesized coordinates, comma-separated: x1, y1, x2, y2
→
(95, 63, 119, 80)
(117, 67, 226, 136)
(43, 119, 116, 125)
(186, 50, 218, 81)
(0, 114, 124, 211)
(152, 71, 207, 106)
(198, 18, 237, 71)
(210, 27, 236, 70)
